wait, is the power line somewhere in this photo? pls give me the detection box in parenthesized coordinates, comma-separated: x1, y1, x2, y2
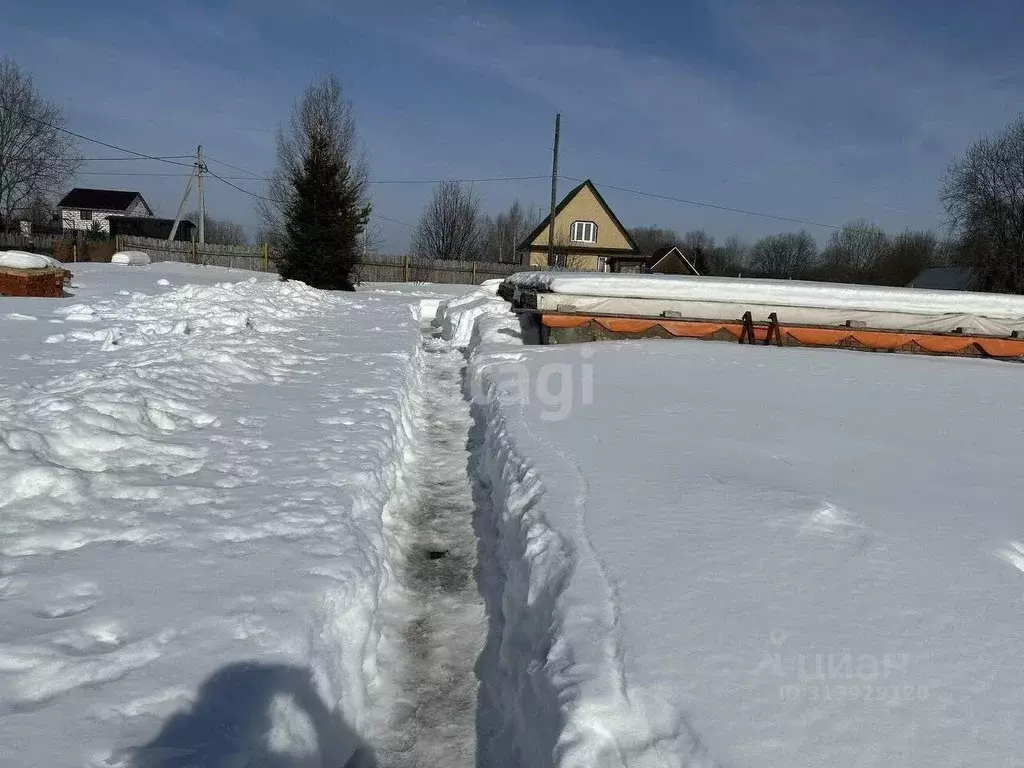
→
(79, 171, 267, 179)
(561, 175, 855, 233)
(204, 155, 267, 179)
(370, 174, 549, 185)
(373, 213, 415, 229)
(0, 104, 195, 168)
(79, 155, 194, 162)
(206, 168, 274, 202)
(207, 156, 550, 186)
(79, 171, 195, 177)
(205, 168, 409, 228)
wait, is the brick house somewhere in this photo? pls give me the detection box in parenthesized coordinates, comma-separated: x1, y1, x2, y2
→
(57, 188, 154, 234)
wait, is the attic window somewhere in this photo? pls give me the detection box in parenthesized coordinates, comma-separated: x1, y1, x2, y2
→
(570, 220, 597, 244)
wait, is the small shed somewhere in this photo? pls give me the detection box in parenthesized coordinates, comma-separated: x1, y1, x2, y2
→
(648, 245, 700, 276)
(608, 245, 701, 275)
(908, 267, 975, 291)
(108, 216, 195, 242)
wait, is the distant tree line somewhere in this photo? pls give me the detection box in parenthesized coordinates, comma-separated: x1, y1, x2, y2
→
(628, 222, 949, 287)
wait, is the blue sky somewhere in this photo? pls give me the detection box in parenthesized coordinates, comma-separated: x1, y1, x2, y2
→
(4, 0, 1023, 249)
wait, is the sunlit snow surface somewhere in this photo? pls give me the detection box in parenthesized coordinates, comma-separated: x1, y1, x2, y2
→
(439, 287, 1024, 767)
(0, 264, 467, 767)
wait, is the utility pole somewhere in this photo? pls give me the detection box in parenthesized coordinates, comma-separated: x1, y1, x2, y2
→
(196, 144, 206, 245)
(547, 113, 560, 268)
(168, 143, 206, 243)
(168, 170, 195, 242)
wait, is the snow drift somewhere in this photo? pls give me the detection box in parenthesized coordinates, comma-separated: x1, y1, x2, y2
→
(110, 251, 151, 266)
(436, 288, 697, 767)
(0, 250, 65, 270)
(0, 269, 442, 766)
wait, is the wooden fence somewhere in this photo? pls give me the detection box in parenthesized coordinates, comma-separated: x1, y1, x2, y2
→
(354, 254, 522, 285)
(0, 232, 116, 262)
(3, 231, 542, 284)
(118, 236, 275, 272)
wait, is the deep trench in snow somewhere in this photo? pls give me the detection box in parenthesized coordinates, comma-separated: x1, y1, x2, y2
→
(376, 323, 487, 768)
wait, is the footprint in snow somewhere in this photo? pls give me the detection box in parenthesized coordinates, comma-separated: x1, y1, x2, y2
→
(50, 621, 128, 656)
(798, 502, 873, 550)
(34, 581, 102, 619)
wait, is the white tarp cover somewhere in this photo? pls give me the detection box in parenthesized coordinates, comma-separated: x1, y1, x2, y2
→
(505, 272, 1024, 321)
(529, 292, 1024, 336)
(110, 251, 151, 266)
(0, 251, 64, 270)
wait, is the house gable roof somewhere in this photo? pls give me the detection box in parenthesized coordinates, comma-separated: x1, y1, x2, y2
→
(58, 188, 152, 214)
(517, 179, 640, 253)
(648, 245, 700, 275)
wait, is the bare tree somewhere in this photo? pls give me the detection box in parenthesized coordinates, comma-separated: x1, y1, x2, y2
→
(259, 74, 370, 244)
(749, 231, 817, 279)
(874, 229, 937, 286)
(629, 226, 682, 255)
(681, 229, 716, 274)
(186, 211, 247, 245)
(412, 180, 482, 261)
(0, 58, 83, 231)
(713, 234, 750, 275)
(819, 218, 889, 283)
(361, 220, 383, 258)
(941, 114, 1024, 292)
(479, 200, 542, 263)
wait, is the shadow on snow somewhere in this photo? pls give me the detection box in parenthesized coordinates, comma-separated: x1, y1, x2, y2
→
(128, 662, 377, 768)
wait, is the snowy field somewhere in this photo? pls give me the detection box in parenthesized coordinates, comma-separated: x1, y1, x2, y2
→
(0, 264, 470, 767)
(5, 266, 1023, 767)
(447, 286, 1024, 767)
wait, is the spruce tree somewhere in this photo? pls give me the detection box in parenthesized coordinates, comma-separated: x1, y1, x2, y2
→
(265, 75, 371, 290)
(278, 128, 369, 290)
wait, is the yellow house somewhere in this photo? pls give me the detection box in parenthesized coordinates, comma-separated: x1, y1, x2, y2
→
(517, 179, 641, 270)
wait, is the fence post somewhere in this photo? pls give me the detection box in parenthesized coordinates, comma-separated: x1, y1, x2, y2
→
(404, 253, 410, 282)
(262, 243, 269, 272)
(472, 261, 477, 284)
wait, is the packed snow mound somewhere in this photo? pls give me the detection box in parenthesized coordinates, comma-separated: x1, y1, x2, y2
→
(504, 271, 1024, 319)
(0, 251, 64, 270)
(436, 289, 697, 767)
(110, 251, 151, 266)
(434, 285, 514, 347)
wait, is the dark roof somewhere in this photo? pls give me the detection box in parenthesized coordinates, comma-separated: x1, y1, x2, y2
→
(517, 179, 641, 253)
(58, 188, 150, 213)
(648, 245, 700, 275)
(650, 245, 676, 261)
(107, 216, 194, 241)
(908, 267, 975, 291)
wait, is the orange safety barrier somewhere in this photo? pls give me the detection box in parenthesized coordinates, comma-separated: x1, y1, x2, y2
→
(539, 314, 1024, 359)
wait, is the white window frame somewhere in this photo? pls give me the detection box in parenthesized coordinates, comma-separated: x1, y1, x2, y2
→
(570, 220, 597, 244)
